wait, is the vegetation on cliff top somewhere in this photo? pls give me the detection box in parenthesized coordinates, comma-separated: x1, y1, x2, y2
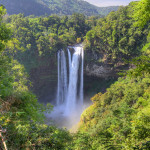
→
(4, 13, 91, 73)
(84, 1, 150, 64)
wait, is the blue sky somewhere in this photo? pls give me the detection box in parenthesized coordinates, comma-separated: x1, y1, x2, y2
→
(85, 0, 139, 7)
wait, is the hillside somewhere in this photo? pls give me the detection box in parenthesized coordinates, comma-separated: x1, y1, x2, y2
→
(0, 0, 119, 16)
(77, 74, 150, 149)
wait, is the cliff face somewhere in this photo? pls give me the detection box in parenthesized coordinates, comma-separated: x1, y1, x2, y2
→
(85, 64, 115, 78)
(84, 50, 129, 79)
(29, 55, 58, 104)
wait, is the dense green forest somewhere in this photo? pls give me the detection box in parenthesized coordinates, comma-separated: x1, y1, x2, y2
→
(0, 0, 150, 149)
(84, 2, 149, 64)
(3, 13, 91, 73)
(1, 0, 118, 16)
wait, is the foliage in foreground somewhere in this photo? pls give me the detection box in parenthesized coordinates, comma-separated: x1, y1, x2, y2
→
(2, 122, 71, 150)
(76, 74, 150, 150)
(0, 6, 71, 150)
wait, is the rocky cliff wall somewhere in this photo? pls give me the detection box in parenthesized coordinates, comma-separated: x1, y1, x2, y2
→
(29, 55, 58, 104)
(84, 49, 129, 79)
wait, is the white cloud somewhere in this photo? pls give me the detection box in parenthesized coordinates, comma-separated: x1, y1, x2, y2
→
(84, 0, 139, 7)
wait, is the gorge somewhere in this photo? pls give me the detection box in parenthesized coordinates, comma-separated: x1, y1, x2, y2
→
(0, 0, 150, 149)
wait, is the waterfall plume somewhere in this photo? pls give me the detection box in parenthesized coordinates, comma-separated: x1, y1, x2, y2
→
(56, 46, 84, 116)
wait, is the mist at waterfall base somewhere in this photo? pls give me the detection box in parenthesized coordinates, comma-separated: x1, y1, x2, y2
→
(45, 45, 89, 129)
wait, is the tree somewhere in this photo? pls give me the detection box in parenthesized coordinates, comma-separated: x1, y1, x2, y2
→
(133, 0, 150, 28)
(129, 0, 150, 77)
(0, 6, 11, 51)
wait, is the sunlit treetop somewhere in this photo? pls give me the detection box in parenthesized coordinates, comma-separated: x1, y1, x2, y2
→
(0, 5, 6, 19)
(0, 5, 11, 52)
(133, 0, 150, 28)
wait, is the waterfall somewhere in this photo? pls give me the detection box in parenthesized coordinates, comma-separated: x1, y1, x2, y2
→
(65, 47, 82, 115)
(67, 48, 72, 79)
(57, 50, 68, 105)
(56, 46, 84, 116)
(56, 51, 60, 105)
(61, 51, 68, 103)
(79, 47, 84, 106)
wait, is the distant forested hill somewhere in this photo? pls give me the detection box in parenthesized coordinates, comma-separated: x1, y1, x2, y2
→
(0, 0, 119, 16)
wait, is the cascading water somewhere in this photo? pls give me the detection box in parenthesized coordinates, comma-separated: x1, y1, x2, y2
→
(56, 45, 84, 116)
(79, 47, 84, 106)
(56, 51, 60, 105)
(57, 50, 68, 105)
